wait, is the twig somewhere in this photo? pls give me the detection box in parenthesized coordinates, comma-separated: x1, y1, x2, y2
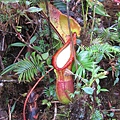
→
(45, 0, 52, 39)
(23, 68, 53, 120)
(0, 79, 18, 83)
(81, 0, 88, 31)
(66, 1, 77, 69)
(30, 25, 37, 39)
(72, 0, 81, 11)
(90, 0, 97, 45)
(8, 103, 11, 120)
(52, 101, 58, 120)
(51, 101, 60, 104)
(0, 56, 4, 70)
(107, 109, 120, 112)
(66, 1, 79, 90)
(14, 46, 25, 63)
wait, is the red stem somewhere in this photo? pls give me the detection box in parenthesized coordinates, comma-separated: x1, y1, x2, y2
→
(23, 68, 53, 120)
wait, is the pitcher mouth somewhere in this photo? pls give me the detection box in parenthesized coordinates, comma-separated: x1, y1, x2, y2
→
(52, 33, 76, 70)
(52, 42, 73, 70)
(56, 44, 71, 68)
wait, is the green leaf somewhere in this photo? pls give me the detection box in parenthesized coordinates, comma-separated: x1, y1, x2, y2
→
(82, 87, 94, 95)
(42, 52, 49, 60)
(10, 101, 17, 114)
(27, 7, 42, 13)
(100, 88, 109, 92)
(76, 66, 82, 78)
(109, 112, 114, 117)
(96, 79, 100, 85)
(114, 77, 119, 85)
(47, 102, 52, 108)
(53, 1, 66, 11)
(25, 1, 31, 6)
(98, 75, 107, 79)
(95, 5, 110, 17)
(11, 52, 44, 82)
(66, 0, 71, 2)
(30, 35, 37, 44)
(0, 63, 16, 75)
(16, 26, 22, 33)
(72, 62, 76, 73)
(25, 52, 31, 58)
(74, 91, 80, 95)
(47, 57, 51, 65)
(87, 0, 110, 17)
(42, 99, 48, 105)
(33, 46, 42, 52)
(10, 42, 26, 47)
(78, 51, 89, 61)
(20, 93, 27, 97)
(97, 85, 101, 94)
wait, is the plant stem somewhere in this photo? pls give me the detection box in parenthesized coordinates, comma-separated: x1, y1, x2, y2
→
(23, 68, 53, 120)
(45, 0, 53, 53)
(81, 0, 88, 30)
(90, 0, 97, 45)
(81, 0, 85, 30)
(66, 1, 78, 69)
(66, 1, 78, 89)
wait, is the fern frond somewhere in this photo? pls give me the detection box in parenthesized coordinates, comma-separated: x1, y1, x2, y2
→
(0, 63, 16, 75)
(86, 43, 120, 62)
(0, 52, 45, 82)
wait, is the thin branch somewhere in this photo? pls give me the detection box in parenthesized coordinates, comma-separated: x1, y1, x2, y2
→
(52, 102, 58, 120)
(45, 0, 53, 54)
(30, 25, 38, 39)
(66, 1, 77, 69)
(90, 0, 97, 45)
(45, 0, 52, 39)
(14, 46, 25, 63)
(107, 109, 120, 112)
(8, 103, 11, 120)
(0, 79, 18, 83)
(72, 0, 81, 11)
(66, 1, 79, 89)
(81, 0, 88, 31)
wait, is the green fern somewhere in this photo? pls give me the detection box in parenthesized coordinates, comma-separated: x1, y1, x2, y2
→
(0, 52, 45, 82)
(72, 43, 120, 79)
(87, 43, 120, 62)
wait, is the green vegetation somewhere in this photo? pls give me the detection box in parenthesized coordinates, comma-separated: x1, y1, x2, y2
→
(0, 0, 120, 120)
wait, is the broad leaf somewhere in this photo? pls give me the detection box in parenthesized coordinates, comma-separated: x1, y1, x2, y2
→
(38, 2, 81, 42)
(82, 87, 94, 95)
(87, 0, 110, 17)
(27, 7, 42, 13)
(42, 52, 49, 60)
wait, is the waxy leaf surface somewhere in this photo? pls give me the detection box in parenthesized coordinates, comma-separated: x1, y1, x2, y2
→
(39, 2, 81, 42)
